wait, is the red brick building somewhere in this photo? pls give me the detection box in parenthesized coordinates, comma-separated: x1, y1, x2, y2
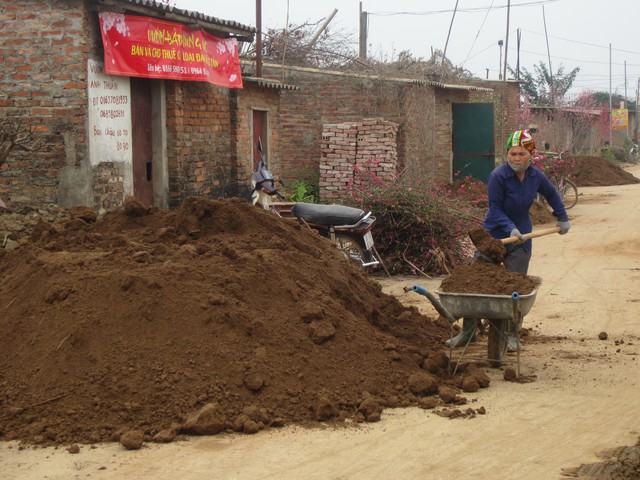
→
(1, 0, 521, 211)
(1, 0, 277, 211)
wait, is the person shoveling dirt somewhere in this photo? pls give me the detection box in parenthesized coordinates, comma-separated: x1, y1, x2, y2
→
(468, 226, 562, 264)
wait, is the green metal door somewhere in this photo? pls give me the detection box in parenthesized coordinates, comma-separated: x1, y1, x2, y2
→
(452, 103, 495, 183)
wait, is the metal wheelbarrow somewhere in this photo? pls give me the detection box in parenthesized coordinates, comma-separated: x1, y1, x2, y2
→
(411, 278, 541, 373)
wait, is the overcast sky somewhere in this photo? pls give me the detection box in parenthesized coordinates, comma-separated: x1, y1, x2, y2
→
(171, 0, 640, 101)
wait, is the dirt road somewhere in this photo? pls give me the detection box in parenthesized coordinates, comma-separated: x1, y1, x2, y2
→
(1, 165, 639, 479)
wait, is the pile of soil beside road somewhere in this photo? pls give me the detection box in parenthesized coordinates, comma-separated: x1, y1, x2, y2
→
(1, 197, 482, 446)
(571, 156, 640, 187)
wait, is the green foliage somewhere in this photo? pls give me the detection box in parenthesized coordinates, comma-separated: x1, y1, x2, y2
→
(345, 165, 483, 275)
(512, 62, 580, 106)
(600, 147, 616, 162)
(587, 91, 632, 111)
(287, 179, 319, 203)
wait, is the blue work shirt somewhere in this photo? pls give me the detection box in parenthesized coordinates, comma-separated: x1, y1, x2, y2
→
(483, 162, 569, 251)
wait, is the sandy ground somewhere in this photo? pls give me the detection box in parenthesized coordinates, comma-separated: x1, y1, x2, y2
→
(1, 165, 639, 480)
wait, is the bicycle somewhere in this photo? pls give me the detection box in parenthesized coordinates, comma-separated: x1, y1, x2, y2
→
(548, 173, 578, 209)
(532, 149, 578, 210)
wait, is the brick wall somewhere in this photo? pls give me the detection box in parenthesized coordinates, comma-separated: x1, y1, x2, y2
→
(261, 65, 478, 189)
(165, 81, 235, 206)
(0, 0, 91, 205)
(320, 118, 398, 200)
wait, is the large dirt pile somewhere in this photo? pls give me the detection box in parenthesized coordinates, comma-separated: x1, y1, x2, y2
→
(571, 156, 640, 187)
(0, 197, 476, 446)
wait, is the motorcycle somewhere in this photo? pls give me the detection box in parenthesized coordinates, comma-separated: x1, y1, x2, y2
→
(250, 138, 285, 210)
(250, 158, 285, 210)
(290, 201, 380, 268)
(249, 144, 380, 268)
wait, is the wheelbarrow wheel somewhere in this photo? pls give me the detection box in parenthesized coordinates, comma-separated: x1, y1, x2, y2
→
(487, 319, 508, 368)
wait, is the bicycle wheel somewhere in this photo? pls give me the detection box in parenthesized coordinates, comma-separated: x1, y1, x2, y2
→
(559, 178, 578, 209)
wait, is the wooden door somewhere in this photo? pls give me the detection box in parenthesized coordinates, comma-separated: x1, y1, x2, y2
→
(130, 77, 154, 206)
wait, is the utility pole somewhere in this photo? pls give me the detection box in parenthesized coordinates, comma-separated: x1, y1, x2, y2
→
(516, 29, 521, 80)
(498, 40, 503, 80)
(624, 61, 627, 102)
(308, 9, 338, 48)
(256, 0, 262, 77)
(542, 5, 553, 105)
(633, 78, 640, 144)
(503, 0, 510, 82)
(359, 3, 367, 60)
(609, 43, 613, 146)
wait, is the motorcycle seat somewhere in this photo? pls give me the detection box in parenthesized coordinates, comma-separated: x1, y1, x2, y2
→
(291, 202, 366, 226)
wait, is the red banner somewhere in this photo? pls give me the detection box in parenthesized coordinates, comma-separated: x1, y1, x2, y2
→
(99, 12, 243, 88)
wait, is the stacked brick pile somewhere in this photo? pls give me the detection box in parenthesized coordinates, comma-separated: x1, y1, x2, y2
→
(320, 118, 398, 201)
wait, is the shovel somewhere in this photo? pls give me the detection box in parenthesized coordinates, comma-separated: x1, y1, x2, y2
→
(469, 226, 561, 263)
(501, 226, 561, 245)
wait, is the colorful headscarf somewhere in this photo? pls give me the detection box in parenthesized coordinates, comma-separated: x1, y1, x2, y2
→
(506, 129, 536, 152)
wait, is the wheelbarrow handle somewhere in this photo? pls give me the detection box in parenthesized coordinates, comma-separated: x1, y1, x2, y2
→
(501, 226, 561, 245)
(412, 285, 457, 324)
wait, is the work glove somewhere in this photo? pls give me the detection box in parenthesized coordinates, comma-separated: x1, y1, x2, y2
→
(510, 228, 526, 243)
(556, 220, 571, 235)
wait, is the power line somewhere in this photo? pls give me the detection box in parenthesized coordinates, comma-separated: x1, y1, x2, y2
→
(519, 28, 640, 57)
(461, 0, 497, 67)
(369, 0, 559, 17)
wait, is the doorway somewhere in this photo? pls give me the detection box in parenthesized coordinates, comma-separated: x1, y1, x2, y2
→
(130, 77, 154, 206)
(452, 103, 495, 183)
(252, 109, 268, 169)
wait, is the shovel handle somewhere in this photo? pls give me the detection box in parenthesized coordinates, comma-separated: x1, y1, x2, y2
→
(501, 226, 561, 245)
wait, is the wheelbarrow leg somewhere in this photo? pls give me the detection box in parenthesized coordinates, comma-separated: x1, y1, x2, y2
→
(487, 319, 508, 368)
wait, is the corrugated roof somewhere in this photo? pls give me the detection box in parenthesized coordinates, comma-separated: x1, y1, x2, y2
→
(255, 63, 493, 93)
(92, 0, 256, 37)
(243, 77, 300, 91)
(414, 79, 493, 92)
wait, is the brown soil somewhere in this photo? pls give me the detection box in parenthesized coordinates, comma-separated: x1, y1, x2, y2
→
(1, 160, 640, 479)
(571, 156, 640, 187)
(0, 196, 481, 446)
(529, 199, 556, 224)
(468, 227, 506, 263)
(439, 260, 539, 295)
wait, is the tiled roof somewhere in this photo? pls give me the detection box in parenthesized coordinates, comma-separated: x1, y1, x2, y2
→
(92, 0, 256, 37)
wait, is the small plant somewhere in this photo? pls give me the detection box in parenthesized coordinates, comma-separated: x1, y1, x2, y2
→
(287, 179, 318, 203)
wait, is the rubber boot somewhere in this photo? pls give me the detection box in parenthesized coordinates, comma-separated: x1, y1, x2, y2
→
(445, 318, 477, 347)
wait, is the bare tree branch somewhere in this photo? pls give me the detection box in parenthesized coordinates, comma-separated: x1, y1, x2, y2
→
(1, 119, 45, 166)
